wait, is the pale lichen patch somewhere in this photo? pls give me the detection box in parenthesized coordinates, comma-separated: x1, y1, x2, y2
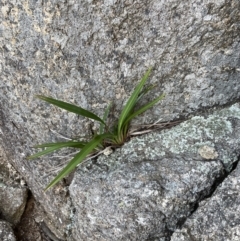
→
(198, 145, 219, 160)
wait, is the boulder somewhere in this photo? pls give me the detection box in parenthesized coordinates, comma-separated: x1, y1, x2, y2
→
(0, 147, 28, 225)
(69, 103, 240, 240)
(0, 0, 240, 239)
(0, 0, 239, 124)
(171, 161, 240, 241)
(0, 220, 16, 241)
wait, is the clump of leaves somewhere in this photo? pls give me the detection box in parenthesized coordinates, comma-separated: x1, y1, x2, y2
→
(28, 68, 165, 190)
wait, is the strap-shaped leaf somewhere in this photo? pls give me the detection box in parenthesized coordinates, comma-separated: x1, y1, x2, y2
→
(33, 141, 87, 148)
(45, 133, 112, 191)
(36, 95, 105, 124)
(99, 102, 112, 134)
(122, 93, 165, 130)
(27, 141, 87, 160)
(117, 68, 152, 135)
(137, 84, 157, 102)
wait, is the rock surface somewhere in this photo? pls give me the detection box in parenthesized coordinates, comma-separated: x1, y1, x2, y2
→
(0, 147, 28, 225)
(0, 220, 16, 241)
(0, 147, 55, 240)
(1, 0, 239, 124)
(15, 195, 63, 241)
(69, 103, 240, 240)
(171, 161, 240, 241)
(0, 0, 240, 240)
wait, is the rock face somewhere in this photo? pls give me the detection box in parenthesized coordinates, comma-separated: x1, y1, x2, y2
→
(171, 161, 240, 241)
(69, 104, 240, 240)
(1, 0, 239, 123)
(0, 152, 28, 224)
(0, 220, 16, 241)
(0, 0, 240, 240)
(0, 148, 28, 241)
(0, 147, 28, 225)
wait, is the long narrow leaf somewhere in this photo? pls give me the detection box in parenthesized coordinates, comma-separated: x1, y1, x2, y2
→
(33, 141, 87, 148)
(99, 102, 112, 134)
(122, 93, 165, 130)
(44, 133, 112, 190)
(36, 95, 105, 125)
(137, 84, 157, 102)
(117, 68, 152, 134)
(27, 141, 87, 160)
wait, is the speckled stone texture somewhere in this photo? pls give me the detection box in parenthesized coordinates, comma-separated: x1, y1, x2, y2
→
(0, 220, 16, 241)
(69, 104, 240, 240)
(0, 147, 28, 225)
(0, 0, 240, 239)
(171, 161, 240, 241)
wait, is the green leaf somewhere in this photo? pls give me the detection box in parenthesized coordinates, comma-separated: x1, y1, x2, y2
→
(123, 93, 165, 129)
(36, 95, 105, 125)
(137, 84, 157, 102)
(44, 133, 112, 191)
(27, 141, 87, 160)
(99, 102, 112, 134)
(33, 141, 87, 148)
(117, 68, 152, 135)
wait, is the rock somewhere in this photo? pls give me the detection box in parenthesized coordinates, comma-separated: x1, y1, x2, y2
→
(171, 161, 240, 241)
(0, 184, 27, 225)
(0, 147, 28, 225)
(0, 220, 16, 241)
(69, 103, 240, 240)
(14, 195, 63, 241)
(0, 0, 239, 125)
(0, 0, 240, 239)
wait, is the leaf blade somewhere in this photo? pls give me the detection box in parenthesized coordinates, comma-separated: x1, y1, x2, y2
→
(27, 141, 87, 160)
(123, 93, 165, 130)
(36, 95, 105, 124)
(33, 141, 87, 148)
(44, 133, 112, 191)
(99, 102, 112, 134)
(117, 68, 152, 134)
(137, 84, 157, 102)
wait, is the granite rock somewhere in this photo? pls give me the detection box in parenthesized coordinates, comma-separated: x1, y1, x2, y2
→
(171, 161, 240, 241)
(69, 103, 240, 240)
(0, 147, 28, 225)
(0, 0, 240, 239)
(0, 220, 16, 241)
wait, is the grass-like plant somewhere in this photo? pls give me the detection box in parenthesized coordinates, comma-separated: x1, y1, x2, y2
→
(28, 68, 165, 190)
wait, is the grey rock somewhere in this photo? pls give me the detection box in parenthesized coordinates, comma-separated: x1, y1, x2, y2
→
(0, 185, 27, 226)
(0, 0, 240, 239)
(69, 103, 240, 240)
(0, 0, 239, 125)
(0, 220, 16, 241)
(171, 161, 240, 241)
(0, 147, 28, 225)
